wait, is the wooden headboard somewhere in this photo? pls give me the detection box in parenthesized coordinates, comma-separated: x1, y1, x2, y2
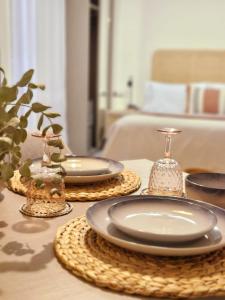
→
(152, 50, 225, 83)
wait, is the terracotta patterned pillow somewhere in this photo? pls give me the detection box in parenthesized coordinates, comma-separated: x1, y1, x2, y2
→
(186, 85, 225, 114)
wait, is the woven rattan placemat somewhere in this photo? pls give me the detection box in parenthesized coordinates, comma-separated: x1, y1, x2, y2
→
(54, 216, 225, 299)
(8, 170, 141, 201)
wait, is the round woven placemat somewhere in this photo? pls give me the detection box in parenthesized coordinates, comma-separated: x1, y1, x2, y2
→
(8, 170, 141, 201)
(54, 216, 225, 299)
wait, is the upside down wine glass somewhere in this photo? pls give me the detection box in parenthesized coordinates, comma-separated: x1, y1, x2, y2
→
(31, 132, 61, 166)
(148, 128, 183, 197)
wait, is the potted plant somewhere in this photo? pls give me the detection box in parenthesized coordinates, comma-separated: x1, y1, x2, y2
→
(0, 67, 65, 189)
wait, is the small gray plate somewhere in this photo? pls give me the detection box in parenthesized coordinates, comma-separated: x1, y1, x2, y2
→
(63, 155, 124, 184)
(108, 198, 217, 243)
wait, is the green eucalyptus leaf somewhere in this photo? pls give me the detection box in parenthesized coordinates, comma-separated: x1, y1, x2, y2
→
(51, 124, 63, 134)
(50, 188, 61, 196)
(18, 92, 29, 104)
(0, 137, 12, 152)
(13, 129, 22, 144)
(43, 112, 61, 118)
(42, 125, 51, 137)
(6, 117, 20, 128)
(47, 139, 64, 149)
(24, 108, 32, 118)
(0, 110, 10, 122)
(47, 164, 61, 169)
(19, 116, 28, 128)
(0, 137, 13, 145)
(0, 86, 18, 103)
(28, 83, 45, 90)
(27, 88, 33, 101)
(12, 146, 22, 159)
(32, 102, 51, 113)
(51, 153, 66, 163)
(13, 145, 21, 152)
(20, 129, 27, 143)
(28, 83, 38, 89)
(35, 178, 45, 189)
(2, 77, 7, 86)
(38, 84, 45, 90)
(0, 153, 6, 161)
(19, 160, 32, 178)
(0, 67, 7, 86)
(8, 104, 20, 116)
(12, 129, 27, 145)
(12, 150, 21, 160)
(17, 69, 34, 87)
(19, 166, 30, 178)
(3, 125, 17, 135)
(0, 67, 5, 76)
(12, 153, 20, 166)
(0, 163, 14, 181)
(26, 158, 33, 166)
(37, 114, 44, 130)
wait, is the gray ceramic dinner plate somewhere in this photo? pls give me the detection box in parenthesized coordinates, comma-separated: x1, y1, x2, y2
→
(32, 156, 124, 184)
(185, 173, 225, 208)
(86, 195, 225, 256)
(108, 198, 217, 243)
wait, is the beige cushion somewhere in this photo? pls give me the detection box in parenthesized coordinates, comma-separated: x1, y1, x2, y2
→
(186, 83, 225, 115)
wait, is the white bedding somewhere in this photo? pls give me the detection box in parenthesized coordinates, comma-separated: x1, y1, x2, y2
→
(101, 114, 225, 172)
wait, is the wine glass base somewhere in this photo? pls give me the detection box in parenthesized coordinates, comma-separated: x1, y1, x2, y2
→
(20, 202, 73, 218)
(140, 188, 186, 198)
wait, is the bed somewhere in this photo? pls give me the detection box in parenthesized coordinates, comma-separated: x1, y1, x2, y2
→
(101, 50, 225, 173)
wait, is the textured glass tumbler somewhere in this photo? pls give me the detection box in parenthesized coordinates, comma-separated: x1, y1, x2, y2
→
(148, 128, 183, 197)
(22, 166, 67, 217)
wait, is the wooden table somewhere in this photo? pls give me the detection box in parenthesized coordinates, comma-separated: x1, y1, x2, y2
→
(0, 160, 219, 300)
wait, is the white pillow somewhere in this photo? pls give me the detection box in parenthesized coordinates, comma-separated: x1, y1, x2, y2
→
(142, 81, 186, 114)
(190, 82, 225, 89)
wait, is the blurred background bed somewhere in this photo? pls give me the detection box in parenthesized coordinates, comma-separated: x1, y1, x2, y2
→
(101, 50, 225, 173)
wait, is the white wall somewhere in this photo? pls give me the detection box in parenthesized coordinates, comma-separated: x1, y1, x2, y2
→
(98, 0, 110, 110)
(112, 0, 225, 109)
(112, 0, 143, 109)
(0, 0, 11, 79)
(66, 0, 90, 154)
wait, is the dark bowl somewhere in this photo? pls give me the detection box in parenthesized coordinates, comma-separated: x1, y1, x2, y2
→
(185, 173, 225, 208)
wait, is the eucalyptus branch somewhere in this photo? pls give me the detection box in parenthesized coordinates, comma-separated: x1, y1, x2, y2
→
(0, 67, 64, 181)
(6, 103, 31, 108)
(46, 116, 53, 125)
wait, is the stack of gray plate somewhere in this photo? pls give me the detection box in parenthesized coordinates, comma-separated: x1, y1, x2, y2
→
(86, 195, 225, 257)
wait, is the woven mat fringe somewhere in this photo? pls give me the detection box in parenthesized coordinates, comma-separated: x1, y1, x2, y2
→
(54, 216, 225, 299)
(8, 170, 141, 201)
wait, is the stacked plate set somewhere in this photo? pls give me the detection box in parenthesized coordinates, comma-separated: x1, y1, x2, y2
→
(59, 158, 225, 257)
(31, 155, 124, 185)
(86, 194, 225, 256)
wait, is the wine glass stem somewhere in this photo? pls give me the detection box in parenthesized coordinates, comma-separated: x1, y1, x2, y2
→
(164, 135, 172, 158)
(42, 137, 51, 166)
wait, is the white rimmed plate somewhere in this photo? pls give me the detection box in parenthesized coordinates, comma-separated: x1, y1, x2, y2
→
(61, 156, 110, 176)
(108, 198, 217, 242)
(64, 156, 124, 184)
(86, 195, 224, 256)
